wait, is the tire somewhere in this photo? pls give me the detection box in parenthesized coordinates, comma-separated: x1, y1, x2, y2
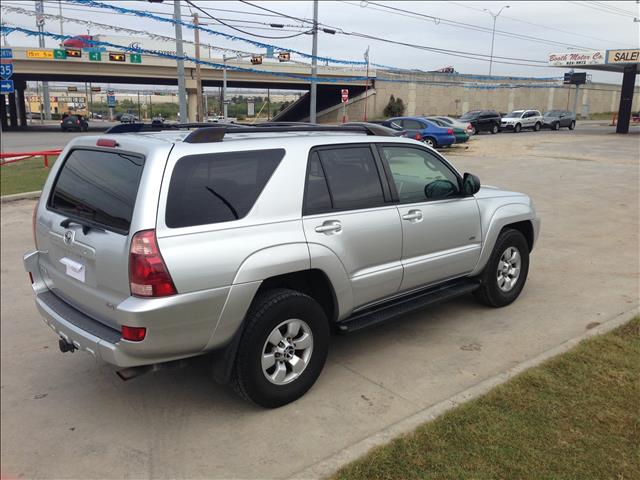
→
(231, 289, 329, 408)
(554, 122, 560, 131)
(514, 123, 522, 133)
(424, 137, 437, 148)
(474, 228, 530, 308)
(470, 126, 477, 135)
(534, 122, 541, 132)
(491, 124, 499, 134)
(569, 120, 576, 130)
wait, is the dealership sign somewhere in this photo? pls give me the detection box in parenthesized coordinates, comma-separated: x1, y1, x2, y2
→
(548, 51, 605, 67)
(606, 49, 640, 65)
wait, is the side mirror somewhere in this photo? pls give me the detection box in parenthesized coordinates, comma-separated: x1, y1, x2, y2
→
(425, 179, 457, 199)
(462, 172, 481, 196)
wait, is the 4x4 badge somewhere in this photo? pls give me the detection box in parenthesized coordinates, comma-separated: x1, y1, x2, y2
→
(63, 230, 74, 246)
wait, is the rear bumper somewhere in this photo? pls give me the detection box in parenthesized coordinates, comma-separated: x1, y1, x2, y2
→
(439, 135, 456, 146)
(23, 250, 242, 368)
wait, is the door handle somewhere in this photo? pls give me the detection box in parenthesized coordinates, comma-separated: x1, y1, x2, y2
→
(315, 220, 342, 234)
(402, 210, 423, 222)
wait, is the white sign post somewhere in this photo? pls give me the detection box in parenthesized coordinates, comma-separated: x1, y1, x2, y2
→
(341, 89, 349, 124)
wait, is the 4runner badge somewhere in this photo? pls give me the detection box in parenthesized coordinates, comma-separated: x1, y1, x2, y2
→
(63, 230, 74, 246)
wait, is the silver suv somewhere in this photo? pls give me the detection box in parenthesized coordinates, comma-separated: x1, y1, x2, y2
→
(500, 109, 543, 133)
(24, 124, 540, 407)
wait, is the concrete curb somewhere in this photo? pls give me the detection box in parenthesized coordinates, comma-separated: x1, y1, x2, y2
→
(289, 306, 639, 480)
(0, 191, 41, 203)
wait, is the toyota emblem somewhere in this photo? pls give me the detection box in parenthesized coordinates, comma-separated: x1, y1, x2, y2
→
(63, 230, 74, 246)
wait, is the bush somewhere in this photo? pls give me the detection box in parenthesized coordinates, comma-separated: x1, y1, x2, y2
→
(383, 95, 405, 117)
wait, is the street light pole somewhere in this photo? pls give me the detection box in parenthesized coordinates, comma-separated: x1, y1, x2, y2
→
(484, 5, 510, 76)
(223, 55, 229, 119)
(309, 0, 318, 123)
(173, 0, 188, 123)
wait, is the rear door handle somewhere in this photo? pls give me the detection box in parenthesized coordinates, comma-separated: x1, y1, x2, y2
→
(402, 210, 423, 222)
(315, 220, 342, 234)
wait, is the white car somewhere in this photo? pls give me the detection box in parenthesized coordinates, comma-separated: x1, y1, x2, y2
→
(500, 110, 543, 133)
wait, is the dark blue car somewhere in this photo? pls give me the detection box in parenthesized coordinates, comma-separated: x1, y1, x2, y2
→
(383, 117, 456, 148)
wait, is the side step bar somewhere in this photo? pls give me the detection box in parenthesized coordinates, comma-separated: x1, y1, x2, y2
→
(337, 278, 480, 333)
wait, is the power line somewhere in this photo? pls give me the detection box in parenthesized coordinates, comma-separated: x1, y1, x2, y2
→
(588, 1, 638, 16)
(567, 1, 637, 17)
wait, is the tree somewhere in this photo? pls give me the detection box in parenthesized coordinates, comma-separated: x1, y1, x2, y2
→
(383, 95, 405, 117)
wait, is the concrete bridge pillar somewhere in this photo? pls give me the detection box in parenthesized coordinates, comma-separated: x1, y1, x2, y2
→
(547, 88, 555, 112)
(187, 89, 198, 123)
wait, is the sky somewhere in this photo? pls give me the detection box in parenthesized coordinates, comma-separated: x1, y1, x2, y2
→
(1, 0, 639, 85)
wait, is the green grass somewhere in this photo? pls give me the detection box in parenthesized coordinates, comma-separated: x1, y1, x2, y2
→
(0, 156, 57, 196)
(333, 317, 640, 480)
(585, 112, 616, 120)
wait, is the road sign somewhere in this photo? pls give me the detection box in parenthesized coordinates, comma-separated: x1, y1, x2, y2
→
(107, 95, 116, 107)
(563, 72, 586, 85)
(130, 53, 142, 64)
(0, 48, 12, 59)
(89, 51, 102, 61)
(54, 49, 67, 60)
(67, 86, 78, 92)
(341, 89, 349, 103)
(1, 79, 14, 94)
(27, 50, 53, 59)
(91, 86, 101, 92)
(0, 63, 13, 80)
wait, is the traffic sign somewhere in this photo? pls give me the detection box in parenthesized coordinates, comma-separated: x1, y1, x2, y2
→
(67, 86, 78, 92)
(0, 48, 12, 59)
(54, 49, 67, 60)
(91, 86, 101, 92)
(107, 95, 116, 107)
(130, 53, 142, 64)
(341, 89, 349, 103)
(27, 50, 53, 59)
(0, 63, 13, 80)
(89, 51, 102, 61)
(0, 79, 14, 94)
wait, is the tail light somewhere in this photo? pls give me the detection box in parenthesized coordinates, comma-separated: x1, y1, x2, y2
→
(129, 229, 176, 297)
(32, 202, 38, 248)
(414, 133, 423, 141)
(76, 119, 80, 125)
(122, 325, 146, 342)
(447, 128, 454, 135)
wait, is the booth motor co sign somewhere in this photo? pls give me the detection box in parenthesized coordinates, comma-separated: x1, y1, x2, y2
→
(548, 51, 605, 67)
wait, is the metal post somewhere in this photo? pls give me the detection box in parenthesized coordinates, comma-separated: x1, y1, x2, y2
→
(174, 0, 187, 123)
(223, 56, 228, 118)
(58, 0, 64, 44)
(309, 0, 318, 123)
(85, 82, 90, 118)
(36, 0, 51, 120)
(193, 12, 203, 122)
(137, 91, 141, 119)
(267, 88, 271, 121)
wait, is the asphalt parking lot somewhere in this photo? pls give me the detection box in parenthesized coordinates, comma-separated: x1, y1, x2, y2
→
(1, 124, 638, 479)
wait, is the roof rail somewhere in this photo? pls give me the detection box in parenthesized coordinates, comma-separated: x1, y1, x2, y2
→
(105, 122, 393, 142)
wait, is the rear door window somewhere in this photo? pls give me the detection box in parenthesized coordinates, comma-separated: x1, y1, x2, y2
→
(316, 146, 385, 211)
(48, 148, 145, 234)
(166, 149, 284, 228)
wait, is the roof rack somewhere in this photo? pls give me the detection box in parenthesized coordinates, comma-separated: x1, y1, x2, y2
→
(105, 122, 394, 143)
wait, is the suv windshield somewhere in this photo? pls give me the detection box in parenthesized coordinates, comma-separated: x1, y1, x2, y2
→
(48, 149, 145, 234)
(504, 111, 524, 118)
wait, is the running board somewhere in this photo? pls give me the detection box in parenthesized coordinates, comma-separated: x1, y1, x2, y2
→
(337, 279, 480, 333)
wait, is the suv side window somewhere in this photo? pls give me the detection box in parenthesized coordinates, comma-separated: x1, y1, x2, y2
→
(379, 146, 460, 202)
(315, 146, 386, 211)
(166, 149, 284, 228)
(303, 152, 332, 215)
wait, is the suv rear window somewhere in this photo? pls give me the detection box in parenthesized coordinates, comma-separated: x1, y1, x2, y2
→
(166, 149, 284, 228)
(48, 148, 145, 234)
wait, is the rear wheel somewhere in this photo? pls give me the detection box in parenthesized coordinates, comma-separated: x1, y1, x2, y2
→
(424, 137, 438, 148)
(514, 123, 522, 133)
(474, 229, 530, 308)
(231, 289, 329, 408)
(569, 120, 576, 130)
(470, 126, 477, 135)
(491, 124, 499, 134)
(534, 122, 541, 132)
(554, 122, 560, 131)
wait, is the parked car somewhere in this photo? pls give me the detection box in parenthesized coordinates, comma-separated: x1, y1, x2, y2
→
(459, 110, 501, 135)
(60, 114, 89, 132)
(500, 110, 543, 133)
(542, 110, 576, 130)
(632, 111, 640, 123)
(384, 117, 456, 148)
(427, 117, 469, 144)
(24, 123, 540, 408)
(151, 116, 165, 126)
(206, 115, 237, 124)
(428, 116, 474, 135)
(89, 112, 104, 120)
(120, 113, 139, 123)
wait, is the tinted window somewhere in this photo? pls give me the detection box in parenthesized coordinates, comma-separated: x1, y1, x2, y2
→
(166, 149, 284, 228)
(49, 149, 145, 234)
(303, 152, 332, 215)
(460, 111, 479, 120)
(317, 146, 385, 211)
(380, 146, 459, 202)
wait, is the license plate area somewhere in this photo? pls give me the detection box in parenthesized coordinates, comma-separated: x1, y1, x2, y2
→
(60, 257, 86, 283)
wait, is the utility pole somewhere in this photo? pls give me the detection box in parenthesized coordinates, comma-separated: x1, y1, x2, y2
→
(222, 55, 229, 118)
(174, 0, 187, 123)
(58, 0, 64, 45)
(193, 12, 203, 122)
(484, 5, 509, 76)
(309, 0, 318, 123)
(36, 0, 51, 120)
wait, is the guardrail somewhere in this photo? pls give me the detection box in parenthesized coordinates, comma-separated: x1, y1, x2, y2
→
(0, 149, 62, 168)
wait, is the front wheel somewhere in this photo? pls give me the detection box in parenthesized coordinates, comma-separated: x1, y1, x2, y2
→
(231, 289, 329, 408)
(534, 122, 541, 132)
(569, 120, 576, 130)
(554, 122, 560, 131)
(474, 229, 530, 307)
(424, 137, 437, 148)
(514, 123, 522, 133)
(491, 124, 499, 134)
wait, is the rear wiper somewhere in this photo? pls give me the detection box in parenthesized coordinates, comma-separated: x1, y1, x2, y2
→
(60, 218, 105, 235)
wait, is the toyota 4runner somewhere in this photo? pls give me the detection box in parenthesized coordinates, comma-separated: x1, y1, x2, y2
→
(24, 123, 540, 407)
